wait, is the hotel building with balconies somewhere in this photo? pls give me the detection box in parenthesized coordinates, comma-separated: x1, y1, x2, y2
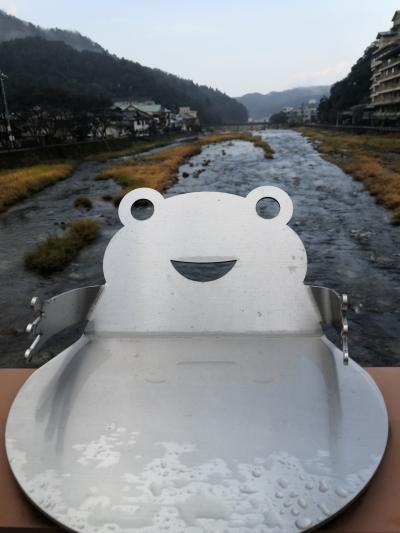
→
(370, 11, 400, 124)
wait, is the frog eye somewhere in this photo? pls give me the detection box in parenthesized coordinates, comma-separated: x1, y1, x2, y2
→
(256, 197, 280, 219)
(118, 188, 163, 225)
(131, 199, 154, 220)
(247, 186, 293, 225)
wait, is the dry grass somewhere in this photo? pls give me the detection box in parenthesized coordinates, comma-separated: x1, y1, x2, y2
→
(0, 162, 77, 212)
(25, 218, 100, 276)
(96, 143, 202, 205)
(95, 131, 274, 204)
(298, 128, 400, 220)
(0, 140, 179, 212)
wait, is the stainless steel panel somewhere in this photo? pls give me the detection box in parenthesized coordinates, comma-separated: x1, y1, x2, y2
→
(6, 187, 388, 532)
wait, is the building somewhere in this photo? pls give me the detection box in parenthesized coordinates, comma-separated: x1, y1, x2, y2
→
(300, 99, 318, 124)
(111, 101, 155, 135)
(371, 11, 400, 124)
(175, 106, 200, 131)
(109, 100, 200, 135)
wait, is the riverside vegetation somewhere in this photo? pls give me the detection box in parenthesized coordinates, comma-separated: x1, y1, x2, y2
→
(299, 128, 400, 220)
(95, 131, 274, 205)
(0, 162, 77, 212)
(24, 219, 100, 276)
(74, 196, 93, 209)
(22, 131, 273, 275)
(0, 136, 190, 212)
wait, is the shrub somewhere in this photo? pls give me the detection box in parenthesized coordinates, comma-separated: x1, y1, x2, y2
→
(74, 196, 93, 209)
(25, 218, 100, 276)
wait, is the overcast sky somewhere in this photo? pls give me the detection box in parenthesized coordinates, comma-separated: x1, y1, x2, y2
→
(0, 0, 398, 96)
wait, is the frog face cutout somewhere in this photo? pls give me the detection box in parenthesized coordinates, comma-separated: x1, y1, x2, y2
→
(87, 187, 320, 335)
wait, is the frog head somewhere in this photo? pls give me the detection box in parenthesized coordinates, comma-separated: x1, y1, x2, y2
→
(88, 187, 319, 335)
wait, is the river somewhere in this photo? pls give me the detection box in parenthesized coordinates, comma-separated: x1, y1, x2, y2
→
(0, 129, 399, 366)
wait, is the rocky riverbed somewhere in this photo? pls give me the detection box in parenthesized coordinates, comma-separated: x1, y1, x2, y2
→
(1, 130, 399, 366)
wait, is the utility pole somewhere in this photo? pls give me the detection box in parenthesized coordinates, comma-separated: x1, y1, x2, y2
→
(0, 71, 15, 150)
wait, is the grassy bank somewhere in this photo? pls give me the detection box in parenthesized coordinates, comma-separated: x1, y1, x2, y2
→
(25, 218, 100, 276)
(0, 162, 77, 212)
(96, 131, 274, 204)
(298, 128, 400, 220)
(199, 131, 274, 158)
(0, 135, 195, 212)
(86, 138, 184, 162)
(0, 133, 197, 170)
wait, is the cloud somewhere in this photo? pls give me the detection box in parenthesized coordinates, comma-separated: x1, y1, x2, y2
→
(0, 0, 18, 16)
(290, 61, 352, 86)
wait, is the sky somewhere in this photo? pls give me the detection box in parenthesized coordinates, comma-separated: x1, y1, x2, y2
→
(0, 0, 399, 96)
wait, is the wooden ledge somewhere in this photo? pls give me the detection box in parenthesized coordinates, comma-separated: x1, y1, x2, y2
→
(1, 368, 399, 532)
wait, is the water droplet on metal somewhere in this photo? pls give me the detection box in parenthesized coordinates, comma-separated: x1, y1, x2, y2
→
(240, 484, 257, 494)
(318, 480, 329, 493)
(335, 487, 348, 498)
(318, 502, 330, 516)
(295, 517, 312, 529)
(298, 498, 307, 509)
(252, 467, 262, 478)
(278, 477, 288, 489)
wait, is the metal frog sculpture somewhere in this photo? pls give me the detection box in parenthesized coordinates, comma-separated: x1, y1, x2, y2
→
(6, 187, 388, 533)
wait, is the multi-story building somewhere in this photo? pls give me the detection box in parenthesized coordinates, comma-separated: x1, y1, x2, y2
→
(300, 99, 318, 123)
(371, 11, 400, 124)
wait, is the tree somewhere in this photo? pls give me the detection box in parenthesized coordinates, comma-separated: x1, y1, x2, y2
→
(269, 112, 288, 125)
(317, 46, 374, 124)
(0, 37, 248, 126)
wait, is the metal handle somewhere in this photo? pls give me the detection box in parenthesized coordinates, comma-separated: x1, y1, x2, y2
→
(341, 294, 349, 366)
(310, 286, 350, 366)
(25, 285, 102, 362)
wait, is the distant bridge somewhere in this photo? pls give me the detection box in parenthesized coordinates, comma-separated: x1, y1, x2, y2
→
(217, 122, 269, 131)
(219, 123, 400, 134)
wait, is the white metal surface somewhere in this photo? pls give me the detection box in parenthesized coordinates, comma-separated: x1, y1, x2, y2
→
(6, 187, 388, 532)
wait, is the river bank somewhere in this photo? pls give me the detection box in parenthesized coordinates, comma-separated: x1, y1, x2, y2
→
(0, 132, 196, 169)
(22, 132, 273, 278)
(0, 130, 399, 367)
(298, 127, 400, 221)
(96, 131, 273, 204)
(0, 135, 195, 212)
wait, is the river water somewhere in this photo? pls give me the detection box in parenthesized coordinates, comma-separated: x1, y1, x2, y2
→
(0, 130, 399, 366)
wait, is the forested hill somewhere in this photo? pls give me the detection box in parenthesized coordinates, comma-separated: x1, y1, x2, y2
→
(318, 47, 373, 123)
(236, 86, 330, 120)
(0, 9, 105, 53)
(0, 37, 247, 125)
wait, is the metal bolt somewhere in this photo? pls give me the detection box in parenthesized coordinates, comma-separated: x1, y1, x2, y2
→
(30, 296, 42, 312)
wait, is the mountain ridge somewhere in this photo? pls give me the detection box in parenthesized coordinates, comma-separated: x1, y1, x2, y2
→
(0, 36, 248, 125)
(0, 9, 106, 53)
(236, 86, 331, 119)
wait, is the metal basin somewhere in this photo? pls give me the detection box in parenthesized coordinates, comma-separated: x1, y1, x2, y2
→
(6, 186, 388, 532)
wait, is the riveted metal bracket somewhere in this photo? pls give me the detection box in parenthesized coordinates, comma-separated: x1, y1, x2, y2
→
(25, 286, 102, 362)
(341, 294, 349, 366)
(310, 286, 350, 366)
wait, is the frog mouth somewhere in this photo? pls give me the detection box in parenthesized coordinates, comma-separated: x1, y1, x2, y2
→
(171, 258, 237, 282)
